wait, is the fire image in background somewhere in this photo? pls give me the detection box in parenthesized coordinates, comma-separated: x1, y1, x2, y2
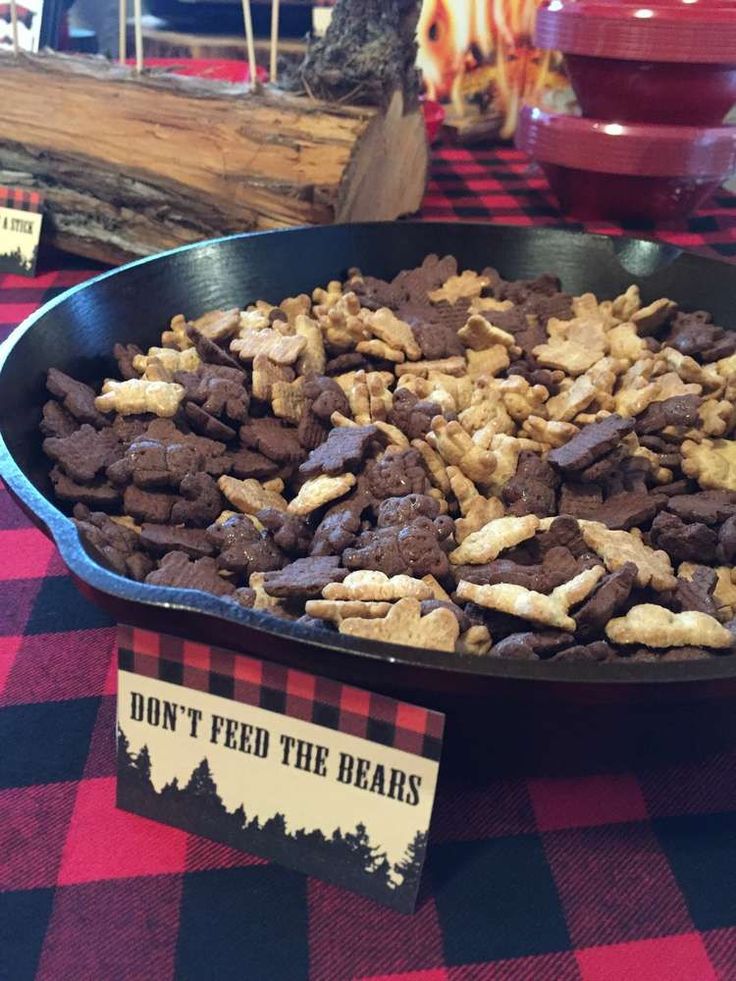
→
(416, 0, 568, 139)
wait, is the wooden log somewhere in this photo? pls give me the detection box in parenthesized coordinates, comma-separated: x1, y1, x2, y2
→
(0, 51, 428, 264)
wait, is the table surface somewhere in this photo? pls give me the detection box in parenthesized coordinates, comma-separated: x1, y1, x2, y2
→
(2, 146, 736, 981)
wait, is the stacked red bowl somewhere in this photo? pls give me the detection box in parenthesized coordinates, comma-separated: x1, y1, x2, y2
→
(516, 0, 736, 222)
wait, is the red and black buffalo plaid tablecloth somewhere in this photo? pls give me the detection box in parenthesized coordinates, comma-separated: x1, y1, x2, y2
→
(422, 147, 736, 260)
(2, 146, 736, 981)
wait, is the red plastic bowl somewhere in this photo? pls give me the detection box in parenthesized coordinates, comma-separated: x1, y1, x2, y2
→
(536, 0, 736, 125)
(565, 56, 736, 125)
(539, 166, 723, 222)
(515, 105, 736, 222)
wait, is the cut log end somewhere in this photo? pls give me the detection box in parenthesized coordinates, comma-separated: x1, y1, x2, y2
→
(336, 90, 428, 223)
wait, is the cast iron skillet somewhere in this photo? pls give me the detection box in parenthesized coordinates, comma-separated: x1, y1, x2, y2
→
(2, 222, 736, 703)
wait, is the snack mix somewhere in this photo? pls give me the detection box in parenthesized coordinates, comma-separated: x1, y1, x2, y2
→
(41, 255, 736, 662)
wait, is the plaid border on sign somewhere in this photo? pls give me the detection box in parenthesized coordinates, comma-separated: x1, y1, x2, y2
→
(118, 624, 445, 761)
(0, 186, 42, 213)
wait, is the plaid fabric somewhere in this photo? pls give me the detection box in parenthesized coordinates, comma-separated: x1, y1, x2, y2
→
(420, 147, 736, 261)
(0, 187, 42, 214)
(120, 625, 444, 760)
(2, 148, 736, 980)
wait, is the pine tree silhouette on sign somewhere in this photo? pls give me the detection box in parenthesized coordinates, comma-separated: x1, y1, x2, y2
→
(0, 246, 35, 274)
(116, 726, 424, 911)
(161, 777, 180, 801)
(393, 830, 428, 899)
(261, 812, 288, 838)
(117, 730, 134, 776)
(373, 855, 392, 885)
(186, 759, 218, 799)
(344, 822, 386, 876)
(133, 744, 152, 783)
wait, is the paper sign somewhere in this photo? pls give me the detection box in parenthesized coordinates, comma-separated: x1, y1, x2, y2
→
(0, 187, 42, 277)
(116, 626, 444, 913)
(0, 1, 44, 52)
(312, 4, 336, 37)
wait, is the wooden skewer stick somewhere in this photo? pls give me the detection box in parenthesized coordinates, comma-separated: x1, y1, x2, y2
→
(133, 0, 144, 74)
(10, 0, 19, 54)
(241, 0, 257, 89)
(269, 0, 280, 84)
(119, 0, 127, 65)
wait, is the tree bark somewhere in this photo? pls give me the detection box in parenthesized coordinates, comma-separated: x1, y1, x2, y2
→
(286, 0, 422, 109)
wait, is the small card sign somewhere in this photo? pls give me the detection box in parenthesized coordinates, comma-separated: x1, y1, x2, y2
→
(116, 626, 444, 912)
(0, 1, 44, 52)
(0, 187, 43, 277)
(312, 1, 337, 37)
